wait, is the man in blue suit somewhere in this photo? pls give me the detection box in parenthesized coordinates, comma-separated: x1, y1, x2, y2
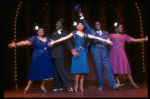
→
(79, 13, 123, 90)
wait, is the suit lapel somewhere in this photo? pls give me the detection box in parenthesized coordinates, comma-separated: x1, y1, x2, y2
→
(101, 30, 106, 38)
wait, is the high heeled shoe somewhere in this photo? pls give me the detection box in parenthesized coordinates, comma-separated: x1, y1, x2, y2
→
(80, 88, 84, 92)
(130, 83, 139, 89)
(23, 90, 28, 94)
(24, 87, 29, 94)
(74, 86, 78, 92)
(40, 85, 47, 93)
(79, 85, 84, 92)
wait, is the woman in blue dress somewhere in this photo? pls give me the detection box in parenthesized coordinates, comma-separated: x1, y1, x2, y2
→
(8, 26, 53, 93)
(48, 20, 112, 92)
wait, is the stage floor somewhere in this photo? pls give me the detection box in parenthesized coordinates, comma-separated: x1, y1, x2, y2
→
(4, 80, 148, 98)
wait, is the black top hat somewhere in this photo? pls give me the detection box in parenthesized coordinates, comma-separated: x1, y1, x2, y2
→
(59, 18, 66, 26)
(74, 4, 81, 13)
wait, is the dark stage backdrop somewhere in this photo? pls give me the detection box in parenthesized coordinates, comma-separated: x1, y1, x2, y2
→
(4, 2, 148, 88)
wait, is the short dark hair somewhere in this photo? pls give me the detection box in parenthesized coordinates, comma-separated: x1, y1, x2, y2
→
(94, 21, 101, 24)
(94, 21, 101, 30)
(76, 20, 83, 25)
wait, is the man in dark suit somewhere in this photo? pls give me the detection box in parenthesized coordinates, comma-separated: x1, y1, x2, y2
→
(79, 13, 123, 90)
(50, 18, 76, 92)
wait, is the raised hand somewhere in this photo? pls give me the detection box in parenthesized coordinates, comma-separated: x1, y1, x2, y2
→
(8, 41, 16, 48)
(79, 13, 83, 17)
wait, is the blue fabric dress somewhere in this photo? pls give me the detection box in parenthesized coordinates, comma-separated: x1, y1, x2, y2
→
(71, 31, 89, 74)
(27, 36, 53, 81)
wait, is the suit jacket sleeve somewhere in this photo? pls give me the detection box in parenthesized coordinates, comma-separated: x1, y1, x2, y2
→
(66, 40, 73, 51)
(64, 31, 73, 51)
(82, 19, 97, 36)
(81, 19, 92, 34)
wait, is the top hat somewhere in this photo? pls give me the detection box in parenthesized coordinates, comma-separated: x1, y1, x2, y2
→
(74, 4, 81, 13)
(59, 18, 66, 26)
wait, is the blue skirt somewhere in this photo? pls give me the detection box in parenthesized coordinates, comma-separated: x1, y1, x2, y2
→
(28, 53, 53, 81)
(71, 50, 89, 74)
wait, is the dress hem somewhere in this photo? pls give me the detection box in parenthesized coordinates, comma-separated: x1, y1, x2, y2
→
(28, 78, 53, 81)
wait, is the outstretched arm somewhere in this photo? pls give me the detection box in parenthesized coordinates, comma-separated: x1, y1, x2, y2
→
(79, 13, 92, 34)
(8, 40, 33, 48)
(48, 33, 74, 47)
(87, 34, 113, 45)
(130, 35, 148, 42)
(48, 33, 79, 57)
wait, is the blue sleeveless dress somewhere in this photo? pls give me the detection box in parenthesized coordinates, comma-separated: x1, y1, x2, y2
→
(71, 31, 89, 74)
(27, 36, 53, 81)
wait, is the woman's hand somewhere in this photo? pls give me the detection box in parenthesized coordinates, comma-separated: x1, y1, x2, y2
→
(71, 49, 79, 58)
(48, 40, 56, 47)
(145, 35, 148, 41)
(8, 41, 16, 48)
(8, 40, 33, 48)
(106, 39, 113, 45)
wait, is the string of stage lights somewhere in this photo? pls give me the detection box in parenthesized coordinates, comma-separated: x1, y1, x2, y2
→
(14, 1, 22, 86)
(135, 2, 145, 73)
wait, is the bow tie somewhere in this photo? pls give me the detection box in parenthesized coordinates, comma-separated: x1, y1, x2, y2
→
(97, 30, 102, 36)
(57, 30, 62, 34)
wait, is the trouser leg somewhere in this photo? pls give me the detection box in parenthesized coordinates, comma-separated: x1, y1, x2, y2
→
(52, 58, 63, 89)
(93, 48, 104, 87)
(53, 58, 71, 88)
(102, 48, 116, 87)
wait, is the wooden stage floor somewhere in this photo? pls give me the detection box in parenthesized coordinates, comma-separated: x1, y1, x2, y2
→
(4, 80, 148, 98)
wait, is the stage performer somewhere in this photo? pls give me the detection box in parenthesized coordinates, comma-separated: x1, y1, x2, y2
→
(78, 13, 123, 90)
(109, 22, 148, 88)
(8, 26, 53, 93)
(48, 20, 113, 92)
(50, 18, 78, 92)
